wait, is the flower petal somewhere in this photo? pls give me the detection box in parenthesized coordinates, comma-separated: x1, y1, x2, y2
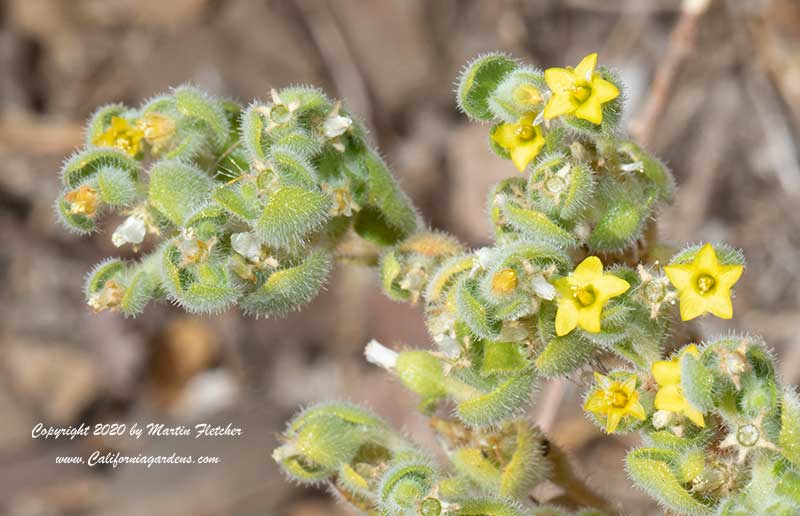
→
(654, 384, 685, 412)
(574, 96, 604, 125)
(705, 292, 734, 319)
(577, 303, 603, 333)
(594, 274, 630, 301)
(544, 92, 579, 120)
(573, 256, 604, 282)
(627, 399, 647, 421)
(555, 300, 579, 336)
(544, 68, 578, 93)
(510, 138, 544, 172)
(620, 376, 637, 397)
(491, 122, 519, 150)
(574, 53, 598, 80)
(695, 243, 719, 272)
(606, 409, 623, 434)
(594, 372, 614, 391)
(684, 404, 706, 428)
(678, 290, 708, 321)
(664, 264, 693, 291)
(717, 264, 743, 290)
(590, 76, 619, 103)
(652, 360, 680, 387)
(584, 390, 608, 414)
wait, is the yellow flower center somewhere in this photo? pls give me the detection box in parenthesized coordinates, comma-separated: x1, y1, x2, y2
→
(696, 273, 717, 294)
(611, 389, 629, 408)
(572, 84, 592, 102)
(514, 124, 535, 141)
(574, 286, 596, 307)
(491, 268, 518, 296)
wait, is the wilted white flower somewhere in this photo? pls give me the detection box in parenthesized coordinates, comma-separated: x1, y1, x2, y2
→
(231, 232, 262, 262)
(112, 216, 146, 247)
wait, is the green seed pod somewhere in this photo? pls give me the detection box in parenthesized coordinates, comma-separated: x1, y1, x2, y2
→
(481, 342, 529, 376)
(278, 85, 331, 118)
(680, 351, 716, 412)
(271, 128, 323, 159)
(456, 53, 518, 121)
(488, 66, 546, 122)
(395, 351, 447, 403)
(118, 268, 160, 317)
(239, 249, 332, 317)
(358, 150, 418, 241)
(449, 498, 529, 516)
(455, 279, 502, 340)
(378, 461, 438, 515)
(617, 140, 675, 202)
(588, 197, 653, 253)
(254, 186, 332, 249)
(278, 414, 362, 483)
(535, 333, 595, 378)
(96, 165, 137, 207)
(61, 147, 139, 189)
(380, 250, 410, 302)
(424, 255, 474, 304)
(148, 160, 212, 227)
(240, 102, 270, 163)
(501, 202, 576, 249)
(455, 369, 536, 427)
(85, 103, 127, 145)
(173, 85, 230, 147)
(529, 153, 594, 221)
(161, 244, 240, 314)
(625, 447, 711, 515)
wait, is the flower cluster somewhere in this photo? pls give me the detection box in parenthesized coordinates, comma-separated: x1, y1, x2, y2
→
(56, 86, 417, 317)
(59, 51, 800, 516)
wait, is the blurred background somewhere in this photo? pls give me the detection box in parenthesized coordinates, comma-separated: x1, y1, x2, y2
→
(1, 0, 799, 514)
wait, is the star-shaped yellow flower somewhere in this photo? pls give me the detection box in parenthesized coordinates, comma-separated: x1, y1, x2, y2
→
(652, 345, 705, 428)
(93, 116, 144, 157)
(664, 243, 743, 321)
(491, 114, 546, 172)
(543, 53, 620, 125)
(553, 256, 630, 336)
(584, 372, 646, 434)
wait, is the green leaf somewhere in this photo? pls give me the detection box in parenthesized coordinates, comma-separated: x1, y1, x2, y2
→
(148, 160, 212, 226)
(589, 199, 651, 252)
(97, 165, 137, 206)
(502, 203, 576, 248)
(625, 448, 711, 515)
(174, 85, 230, 145)
(481, 341, 529, 375)
(780, 387, 800, 467)
(535, 333, 595, 378)
(456, 53, 518, 121)
(240, 250, 332, 317)
(254, 186, 331, 249)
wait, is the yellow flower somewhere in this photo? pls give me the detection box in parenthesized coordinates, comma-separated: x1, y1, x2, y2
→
(584, 372, 646, 433)
(554, 256, 630, 336)
(652, 345, 705, 428)
(490, 114, 546, 172)
(65, 185, 99, 217)
(664, 243, 743, 321)
(93, 116, 144, 156)
(136, 112, 176, 154)
(543, 53, 620, 125)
